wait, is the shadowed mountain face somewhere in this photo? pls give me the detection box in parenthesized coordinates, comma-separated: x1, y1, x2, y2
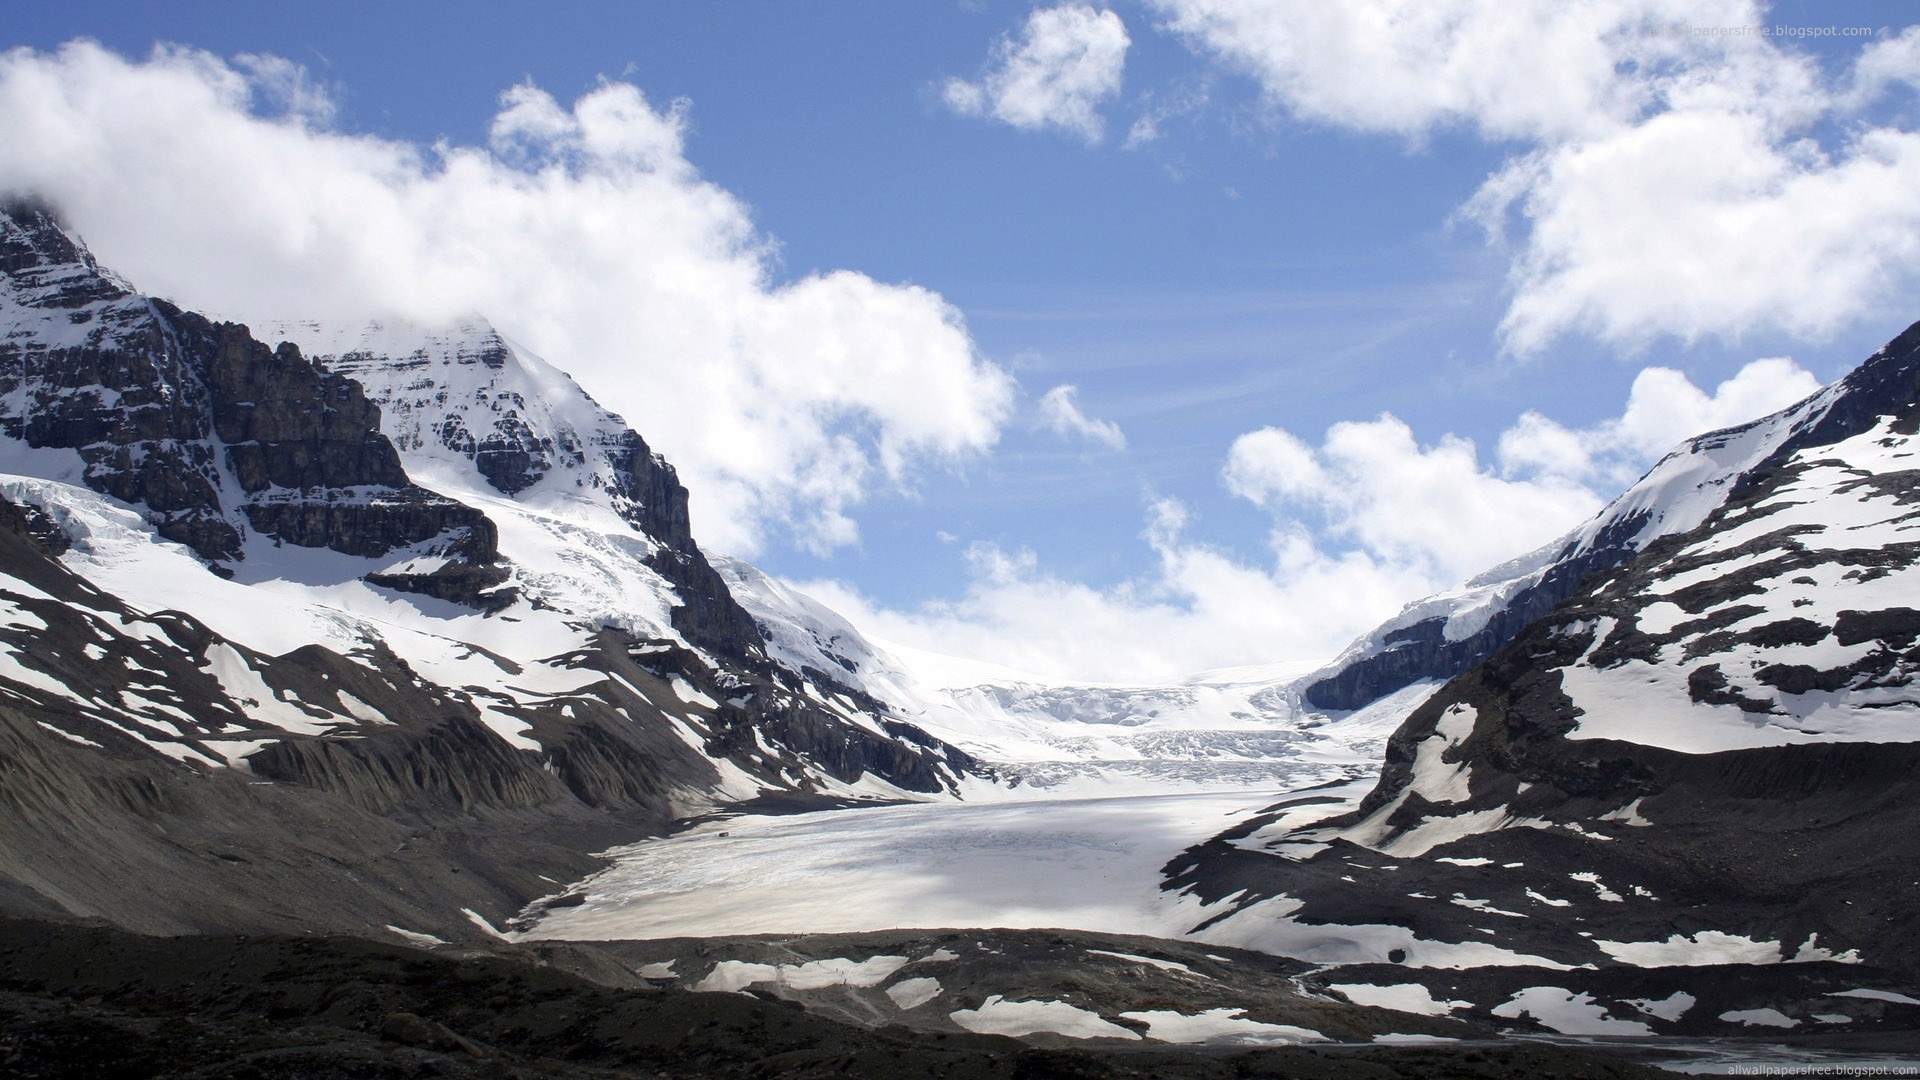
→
(1163, 323, 1920, 1034)
(0, 201, 976, 941)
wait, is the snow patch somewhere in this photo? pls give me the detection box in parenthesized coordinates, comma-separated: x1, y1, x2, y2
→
(950, 996, 1140, 1040)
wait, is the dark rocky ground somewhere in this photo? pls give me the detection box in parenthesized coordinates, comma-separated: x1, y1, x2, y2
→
(0, 916, 1688, 1079)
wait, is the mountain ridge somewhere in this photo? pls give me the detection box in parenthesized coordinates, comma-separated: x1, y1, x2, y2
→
(0, 199, 977, 941)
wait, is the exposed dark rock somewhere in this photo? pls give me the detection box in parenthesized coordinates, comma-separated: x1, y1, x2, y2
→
(0, 203, 506, 607)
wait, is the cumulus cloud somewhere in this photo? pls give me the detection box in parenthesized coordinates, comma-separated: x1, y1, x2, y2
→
(0, 41, 1016, 554)
(795, 503, 1431, 684)
(1224, 415, 1603, 587)
(803, 358, 1823, 683)
(1498, 356, 1821, 486)
(1150, 0, 1920, 352)
(1036, 384, 1126, 450)
(944, 4, 1130, 144)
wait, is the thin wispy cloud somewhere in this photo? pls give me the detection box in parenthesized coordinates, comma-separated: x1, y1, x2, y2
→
(1037, 384, 1127, 450)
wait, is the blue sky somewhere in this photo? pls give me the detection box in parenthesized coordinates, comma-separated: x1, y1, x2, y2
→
(5, 2, 1920, 680)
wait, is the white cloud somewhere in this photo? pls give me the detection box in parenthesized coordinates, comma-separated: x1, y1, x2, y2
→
(945, 4, 1130, 144)
(1225, 414, 1603, 587)
(1149, 0, 1920, 352)
(1037, 384, 1126, 449)
(807, 357, 1823, 683)
(0, 41, 1017, 555)
(796, 505, 1431, 684)
(1498, 356, 1821, 486)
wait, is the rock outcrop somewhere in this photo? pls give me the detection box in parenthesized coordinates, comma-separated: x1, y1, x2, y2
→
(0, 200, 507, 606)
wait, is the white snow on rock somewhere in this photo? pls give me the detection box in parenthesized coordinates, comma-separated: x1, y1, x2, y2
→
(1117, 1007, 1325, 1045)
(693, 955, 909, 993)
(1719, 1008, 1801, 1029)
(1491, 987, 1653, 1035)
(1329, 983, 1469, 1016)
(885, 977, 942, 1010)
(950, 996, 1140, 1040)
(1595, 931, 1787, 967)
(1085, 950, 1206, 977)
(1829, 988, 1920, 1006)
(1557, 418, 1920, 754)
(1623, 991, 1696, 1022)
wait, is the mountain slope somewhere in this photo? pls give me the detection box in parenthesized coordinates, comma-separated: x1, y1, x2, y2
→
(0, 200, 976, 939)
(1158, 321, 1920, 1034)
(1300, 360, 1874, 712)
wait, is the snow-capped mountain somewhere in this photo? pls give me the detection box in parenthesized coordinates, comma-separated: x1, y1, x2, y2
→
(1299, 364, 1873, 712)
(1159, 321, 1920, 1034)
(0, 200, 974, 938)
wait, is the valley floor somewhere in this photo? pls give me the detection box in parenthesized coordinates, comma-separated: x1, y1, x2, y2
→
(521, 783, 1350, 942)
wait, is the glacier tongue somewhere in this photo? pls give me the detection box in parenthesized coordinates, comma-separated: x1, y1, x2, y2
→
(715, 554, 1421, 795)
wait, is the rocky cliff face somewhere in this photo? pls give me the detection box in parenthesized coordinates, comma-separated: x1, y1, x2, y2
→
(1160, 322, 1920, 1035)
(273, 318, 761, 654)
(0, 201, 980, 940)
(0, 200, 506, 605)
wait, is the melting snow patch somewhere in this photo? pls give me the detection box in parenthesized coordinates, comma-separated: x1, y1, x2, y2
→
(203, 644, 333, 737)
(886, 977, 942, 1010)
(1198, 895, 1574, 970)
(638, 961, 677, 979)
(917, 948, 959, 964)
(1596, 931, 1783, 967)
(384, 926, 447, 947)
(1829, 989, 1920, 1006)
(1525, 889, 1572, 908)
(1719, 1008, 1799, 1029)
(1086, 949, 1206, 977)
(1434, 856, 1492, 867)
(694, 956, 909, 993)
(950, 996, 1140, 1040)
(0, 650, 80, 701)
(1599, 798, 1653, 826)
(1372, 1033, 1459, 1044)
(1789, 934, 1862, 964)
(1624, 991, 1695, 1021)
(1492, 987, 1652, 1035)
(1569, 872, 1623, 902)
(34, 721, 101, 747)
(1118, 1008, 1324, 1045)
(1406, 704, 1477, 804)
(669, 675, 718, 710)
(1449, 895, 1525, 918)
(695, 961, 777, 993)
(1329, 983, 1468, 1016)
(461, 908, 510, 940)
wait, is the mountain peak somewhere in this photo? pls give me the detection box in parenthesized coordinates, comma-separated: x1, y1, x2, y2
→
(0, 196, 131, 311)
